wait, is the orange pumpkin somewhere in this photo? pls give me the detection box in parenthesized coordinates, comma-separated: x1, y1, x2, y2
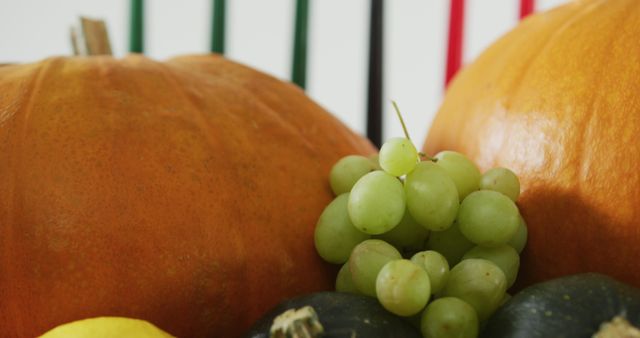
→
(425, 0, 640, 288)
(0, 55, 374, 337)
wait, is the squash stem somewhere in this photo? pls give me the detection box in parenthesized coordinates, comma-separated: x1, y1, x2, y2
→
(594, 316, 640, 338)
(270, 306, 324, 338)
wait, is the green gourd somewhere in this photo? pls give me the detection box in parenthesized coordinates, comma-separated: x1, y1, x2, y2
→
(482, 273, 640, 338)
(244, 292, 421, 338)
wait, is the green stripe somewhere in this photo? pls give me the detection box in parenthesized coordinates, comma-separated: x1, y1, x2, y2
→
(211, 0, 226, 54)
(292, 0, 309, 89)
(129, 0, 144, 53)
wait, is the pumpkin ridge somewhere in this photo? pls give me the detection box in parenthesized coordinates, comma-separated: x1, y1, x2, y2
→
(241, 88, 319, 154)
(577, 0, 637, 189)
(167, 54, 367, 154)
(150, 59, 228, 153)
(238, 82, 332, 156)
(1, 58, 54, 337)
(491, 6, 585, 164)
(504, 0, 607, 113)
(0, 55, 374, 337)
(425, 1, 596, 169)
(0, 56, 373, 337)
(163, 55, 327, 155)
(145, 60, 258, 333)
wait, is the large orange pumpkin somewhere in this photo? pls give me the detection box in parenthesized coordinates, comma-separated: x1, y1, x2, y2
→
(0, 55, 374, 337)
(425, 0, 640, 288)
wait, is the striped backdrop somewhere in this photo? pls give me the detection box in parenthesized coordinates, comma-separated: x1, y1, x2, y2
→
(0, 0, 570, 146)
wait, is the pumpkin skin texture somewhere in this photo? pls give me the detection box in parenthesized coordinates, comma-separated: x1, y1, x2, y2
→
(482, 273, 640, 338)
(0, 55, 375, 337)
(424, 0, 640, 288)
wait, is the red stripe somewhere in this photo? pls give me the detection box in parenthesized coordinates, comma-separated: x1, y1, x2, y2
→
(520, 0, 535, 19)
(445, 0, 465, 87)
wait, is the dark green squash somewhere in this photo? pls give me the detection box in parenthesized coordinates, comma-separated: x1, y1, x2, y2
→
(482, 273, 640, 338)
(244, 291, 421, 338)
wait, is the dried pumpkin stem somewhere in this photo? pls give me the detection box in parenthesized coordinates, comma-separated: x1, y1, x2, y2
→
(70, 17, 113, 56)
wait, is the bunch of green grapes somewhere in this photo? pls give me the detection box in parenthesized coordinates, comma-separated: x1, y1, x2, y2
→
(314, 124, 528, 338)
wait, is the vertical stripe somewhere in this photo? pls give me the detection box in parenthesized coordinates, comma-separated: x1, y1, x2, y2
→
(211, 0, 226, 54)
(292, 0, 310, 89)
(445, 0, 465, 87)
(520, 0, 535, 19)
(367, 0, 384, 148)
(129, 0, 144, 53)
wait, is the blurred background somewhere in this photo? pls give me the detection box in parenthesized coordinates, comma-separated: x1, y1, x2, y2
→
(0, 0, 569, 146)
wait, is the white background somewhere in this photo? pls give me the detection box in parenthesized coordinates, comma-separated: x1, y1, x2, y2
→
(0, 0, 568, 147)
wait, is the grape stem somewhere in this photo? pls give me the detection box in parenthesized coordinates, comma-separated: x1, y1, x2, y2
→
(420, 152, 437, 162)
(391, 100, 412, 141)
(391, 100, 437, 162)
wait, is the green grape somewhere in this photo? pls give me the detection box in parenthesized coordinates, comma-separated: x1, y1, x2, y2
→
(314, 194, 370, 264)
(410, 250, 450, 294)
(348, 171, 405, 234)
(379, 137, 419, 177)
(462, 245, 520, 288)
(508, 215, 528, 253)
(349, 239, 402, 297)
(421, 297, 478, 338)
(376, 259, 431, 316)
(374, 209, 429, 256)
(426, 222, 475, 267)
(457, 190, 520, 247)
(405, 161, 459, 231)
(329, 155, 377, 195)
(434, 151, 481, 200)
(480, 167, 520, 202)
(335, 262, 360, 294)
(440, 259, 507, 322)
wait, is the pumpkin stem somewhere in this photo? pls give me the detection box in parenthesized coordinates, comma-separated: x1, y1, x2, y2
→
(391, 101, 437, 162)
(70, 17, 113, 56)
(594, 316, 640, 338)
